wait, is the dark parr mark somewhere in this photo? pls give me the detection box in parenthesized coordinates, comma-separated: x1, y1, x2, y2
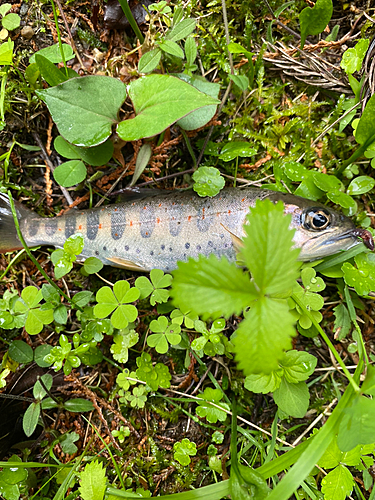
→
(65, 215, 76, 239)
(45, 218, 57, 236)
(28, 220, 40, 237)
(111, 207, 125, 240)
(169, 203, 183, 237)
(87, 211, 100, 240)
(140, 204, 155, 238)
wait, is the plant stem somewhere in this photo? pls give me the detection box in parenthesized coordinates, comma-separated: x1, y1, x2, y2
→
(50, 0, 68, 77)
(117, 0, 145, 44)
(291, 292, 360, 393)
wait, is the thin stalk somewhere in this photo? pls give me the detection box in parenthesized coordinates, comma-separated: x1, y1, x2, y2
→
(335, 131, 375, 176)
(117, 0, 144, 43)
(344, 286, 369, 365)
(50, 0, 68, 77)
(7, 191, 78, 308)
(0, 249, 25, 281)
(181, 129, 197, 168)
(291, 291, 360, 393)
(0, 71, 8, 123)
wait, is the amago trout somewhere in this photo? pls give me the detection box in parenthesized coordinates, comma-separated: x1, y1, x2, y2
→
(0, 188, 372, 272)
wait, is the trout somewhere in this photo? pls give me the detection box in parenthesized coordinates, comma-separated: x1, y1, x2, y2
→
(0, 188, 372, 272)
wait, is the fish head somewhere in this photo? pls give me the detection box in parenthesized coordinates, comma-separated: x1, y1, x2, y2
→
(283, 199, 374, 260)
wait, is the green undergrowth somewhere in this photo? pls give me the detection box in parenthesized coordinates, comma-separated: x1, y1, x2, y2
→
(1, 0, 375, 499)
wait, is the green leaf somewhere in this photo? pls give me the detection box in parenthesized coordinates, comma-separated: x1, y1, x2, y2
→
(241, 200, 300, 295)
(299, 0, 333, 48)
(173, 438, 197, 466)
(342, 253, 375, 296)
(54, 304, 68, 324)
(175, 74, 220, 131)
(64, 233, 84, 255)
(1, 455, 27, 484)
(192, 166, 225, 197)
(337, 395, 375, 451)
(347, 176, 375, 195)
(2, 13, 20, 31)
(280, 350, 317, 383)
(35, 54, 68, 87)
(94, 286, 118, 318)
(60, 432, 79, 454)
(341, 39, 370, 74)
(245, 370, 283, 394)
(361, 365, 375, 396)
(273, 379, 309, 418)
(333, 303, 351, 340)
(63, 398, 94, 412)
(36, 76, 127, 147)
(196, 388, 229, 423)
(318, 437, 343, 469)
(321, 465, 353, 500)
(0, 39, 14, 65)
(229, 74, 249, 92)
(312, 172, 343, 192)
(34, 344, 53, 368)
(117, 74, 219, 141)
(171, 255, 258, 320)
(185, 36, 197, 66)
(138, 48, 162, 73)
(79, 460, 106, 500)
(159, 40, 184, 58)
(23, 402, 41, 437)
(219, 142, 257, 161)
(326, 190, 357, 213)
(111, 329, 139, 363)
(83, 257, 103, 275)
(54, 136, 114, 166)
(53, 159, 85, 188)
(30, 43, 74, 64)
(166, 18, 196, 42)
(9, 340, 33, 364)
(0, 4, 12, 17)
(234, 297, 295, 374)
(355, 93, 375, 146)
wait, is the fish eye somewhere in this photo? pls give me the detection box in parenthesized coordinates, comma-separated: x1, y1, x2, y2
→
(303, 208, 331, 231)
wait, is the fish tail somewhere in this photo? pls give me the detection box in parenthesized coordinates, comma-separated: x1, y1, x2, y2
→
(0, 193, 34, 252)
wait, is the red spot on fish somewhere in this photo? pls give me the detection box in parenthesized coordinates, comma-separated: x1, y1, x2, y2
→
(115, 233, 118, 237)
(58, 228, 62, 231)
(216, 212, 220, 216)
(145, 232, 149, 236)
(172, 202, 175, 205)
(157, 218, 161, 223)
(78, 225, 82, 230)
(130, 221, 133, 227)
(132, 203, 135, 206)
(114, 208, 118, 212)
(99, 224, 102, 229)
(242, 198, 245, 202)
(101, 208, 105, 212)
(143, 206, 147, 210)
(228, 210, 231, 214)
(159, 203, 162, 207)
(188, 216, 192, 221)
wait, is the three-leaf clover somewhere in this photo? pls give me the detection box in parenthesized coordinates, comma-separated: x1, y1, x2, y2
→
(135, 269, 172, 305)
(15, 286, 54, 335)
(147, 316, 181, 354)
(196, 388, 229, 423)
(191, 318, 227, 356)
(51, 233, 84, 279)
(94, 281, 140, 329)
(135, 352, 171, 390)
(173, 438, 197, 466)
(125, 385, 147, 408)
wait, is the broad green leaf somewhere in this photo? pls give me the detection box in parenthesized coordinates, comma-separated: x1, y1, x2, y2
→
(30, 43, 74, 64)
(34, 344, 53, 368)
(0, 39, 13, 65)
(337, 395, 375, 451)
(283, 161, 309, 182)
(342, 253, 375, 296)
(299, 0, 333, 49)
(94, 287, 118, 318)
(23, 402, 41, 437)
(54, 136, 114, 166)
(1, 455, 27, 484)
(196, 388, 229, 423)
(138, 48, 161, 73)
(362, 365, 375, 396)
(117, 74, 219, 141)
(312, 172, 343, 192)
(64, 398, 94, 412)
(219, 142, 257, 161)
(326, 191, 357, 213)
(347, 175, 375, 195)
(159, 40, 184, 58)
(280, 350, 317, 383)
(36, 76, 127, 147)
(192, 166, 225, 197)
(173, 439, 197, 466)
(165, 18, 196, 42)
(241, 200, 300, 295)
(321, 465, 353, 500)
(53, 160, 87, 188)
(176, 74, 220, 131)
(0, 4, 12, 17)
(64, 233, 84, 255)
(229, 74, 249, 92)
(234, 297, 295, 374)
(111, 329, 139, 363)
(33, 373, 53, 400)
(318, 437, 342, 469)
(25, 308, 54, 335)
(83, 257, 103, 274)
(2, 13, 20, 31)
(9, 340, 33, 364)
(35, 54, 68, 86)
(79, 460, 106, 500)
(341, 39, 370, 74)
(355, 93, 375, 146)
(273, 379, 309, 418)
(244, 370, 283, 394)
(111, 304, 138, 329)
(171, 255, 258, 320)
(185, 36, 197, 65)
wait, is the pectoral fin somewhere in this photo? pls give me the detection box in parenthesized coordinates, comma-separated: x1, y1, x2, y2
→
(220, 224, 244, 254)
(106, 256, 147, 272)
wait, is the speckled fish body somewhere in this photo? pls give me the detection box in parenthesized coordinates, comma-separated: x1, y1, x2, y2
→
(0, 188, 372, 272)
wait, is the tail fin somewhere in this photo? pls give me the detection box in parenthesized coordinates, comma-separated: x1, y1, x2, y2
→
(0, 193, 34, 252)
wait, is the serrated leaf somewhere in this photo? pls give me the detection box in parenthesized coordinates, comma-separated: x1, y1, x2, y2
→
(280, 350, 317, 383)
(244, 370, 282, 394)
(234, 297, 295, 374)
(36, 76, 127, 147)
(117, 74, 219, 141)
(79, 460, 106, 500)
(241, 200, 300, 295)
(171, 255, 258, 320)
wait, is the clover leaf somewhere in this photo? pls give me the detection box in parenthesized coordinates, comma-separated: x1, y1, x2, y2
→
(125, 385, 147, 408)
(343, 253, 375, 296)
(173, 438, 197, 466)
(111, 328, 139, 363)
(135, 352, 171, 390)
(94, 281, 140, 329)
(51, 233, 84, 279)
(135, 269, 172, 305)
(147, 316, 181, 354)
(196, 387, 229, 423)
(15, 286, 54, 335)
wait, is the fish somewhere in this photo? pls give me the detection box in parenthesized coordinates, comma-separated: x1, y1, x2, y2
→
(0, 188, 373, 272)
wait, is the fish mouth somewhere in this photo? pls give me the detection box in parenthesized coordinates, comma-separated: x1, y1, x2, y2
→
(300, 227, 374, 260)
